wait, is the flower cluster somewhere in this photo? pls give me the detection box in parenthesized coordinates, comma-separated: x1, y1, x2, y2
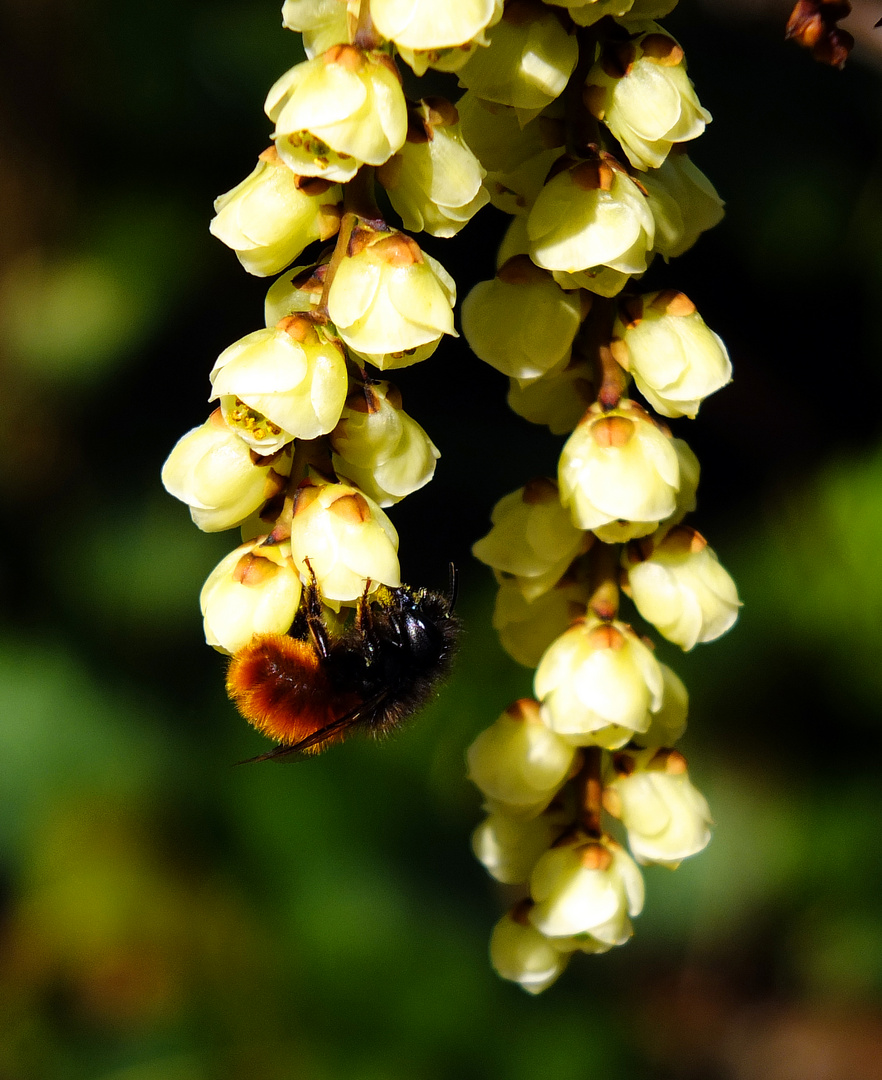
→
(163, 0, 740, 994)
(461, 1, 739, 991)
(162, 5, 492, 712)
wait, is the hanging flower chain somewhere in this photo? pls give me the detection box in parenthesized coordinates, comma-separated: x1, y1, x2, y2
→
(162, 0, 742, 993)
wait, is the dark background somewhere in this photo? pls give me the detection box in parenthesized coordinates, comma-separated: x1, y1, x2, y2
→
(1, 1, 882, 1077)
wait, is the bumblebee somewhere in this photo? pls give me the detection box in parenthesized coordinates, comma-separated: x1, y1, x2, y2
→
(227, 567, 459, 761)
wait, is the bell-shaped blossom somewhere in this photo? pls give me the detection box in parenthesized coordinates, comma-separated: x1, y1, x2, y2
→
(558, 399, 682, 541)
(330, 381, 440, 506)
(466, 698, 578, 816)
(528, 158, 655, 291)
(457, 4, 578, 121)
(611, 290, 732, 418)
(371, 0, 502, 51)
(584, 27, 711, 171)
(265, 46, 407, 183)
(200, 538, 302, 654)
(493, 577, 590, 668)
(209, 320, 348, 453)
(473, 801, 573, 884)
(633, 662, 688, 747)
(462, 258, 584, 381)
(377, 98, 489, 238)
(281, 0, 357, 58)
(209, 148, 342, 277)
(642, 150, 724, 260)
(624, 526, 741, 650)
(506, 357, 595, 435)
(289, 478, 401, 605)
(162, 410, 291, 533)
(604, 748, 712, 867)
(529, 835, 644, 944)
(473, 478, 589, 601)
(490, 904, 573, 994)
(326, 228, 456, 368)
(535, 617, 665, 748)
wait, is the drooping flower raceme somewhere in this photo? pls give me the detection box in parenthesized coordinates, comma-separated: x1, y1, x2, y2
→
(457, 0, 738, 995)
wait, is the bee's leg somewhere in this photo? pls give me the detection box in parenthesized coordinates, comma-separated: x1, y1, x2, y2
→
(355, 578, 381, 662)
(302, 557, 331, 662)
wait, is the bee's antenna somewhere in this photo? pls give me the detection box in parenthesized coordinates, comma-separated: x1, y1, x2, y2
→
(447, 563, 458, 612)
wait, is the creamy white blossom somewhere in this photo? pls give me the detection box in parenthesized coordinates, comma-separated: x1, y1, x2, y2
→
(642, 150, 725, 260)
(209, 149, 342, 277)
(558, 399, 682, 541)
(611, 291, 732, 418)
(472, 478, 588, 601)
(326, 229, 456, 368)
(535, 617, 665, 748)
(377, 97, 489, 237)
(457, 5, 578, 122)
(493, 577, 590, 669)
(266, 46, 407, 182)
(208, 321, 348, 453)
(289, 478, 401, 605)
(529, 836, 644, 944)
(584, 26, 711, 171)
(624, 526, 741, 650)
(490, 905, 573, 994)
(200, 538, 302, 654)
(467, 698, 578, 815)
(162, 411, 291, 532)
(371, 0, 503, 51)
(462, 258, 584, 381)
(604, 749, 712, 867)
(330, 381, 440, 505)
(528, 159, 654, 293)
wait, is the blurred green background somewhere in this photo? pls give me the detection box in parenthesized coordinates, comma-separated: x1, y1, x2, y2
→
(2, 1, 882, 1077)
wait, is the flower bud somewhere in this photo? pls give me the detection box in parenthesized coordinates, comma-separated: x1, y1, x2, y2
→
(200, 538, 302, 654)
(466, 699, 578, 815)
(371, 0, 503, 51)
(528, 159, 654, 292)
(558, 400, 682, 541)
(604, 748, 712, 867)
(457, 3, 579, 121)
(326, 228, 456, 368)
(493, 577, 590, 668)
(633, 662, 688, 747)
(265, 46, 407, 182)
(289, 478, 401, 605)
(529, 835, 644, 944)
(473, 801, 573, 884)
(473, 478, 589, 601)
(583, 26, 711, 171)
(462, 259, 584, 381)
(330, 381, 440, 506)
(642, 150, 724, 260)
(623, 526, 741, 650)
(209, 148, 343, 277)
(611, 291, 732, 419)
(377, 98, 489, 238)
(264, 264, 326, 326)
(506, 358, 595, 435)
(162, 410, 291, 532)
(490, 903, 572, 994)
(535, 618, 665, 748)
(209, 320, 348, 453)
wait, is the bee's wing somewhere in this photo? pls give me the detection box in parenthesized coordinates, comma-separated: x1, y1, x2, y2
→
(236, 692, 390, 764)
